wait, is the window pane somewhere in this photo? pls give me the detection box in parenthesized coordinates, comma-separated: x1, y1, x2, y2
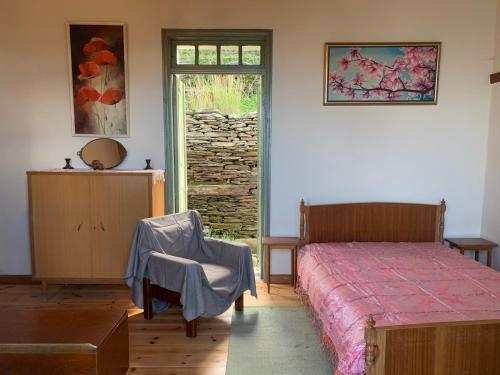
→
(242, 45, 261, 65)
(221, 45, 239, 65)
(176, 45, 195, 64)
(198, 45, 217, 65)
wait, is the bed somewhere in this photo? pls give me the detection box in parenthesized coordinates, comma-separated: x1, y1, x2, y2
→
(297, 200, 500, 375)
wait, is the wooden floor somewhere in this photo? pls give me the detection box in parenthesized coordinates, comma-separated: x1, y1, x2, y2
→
(0, 281, 300, 375)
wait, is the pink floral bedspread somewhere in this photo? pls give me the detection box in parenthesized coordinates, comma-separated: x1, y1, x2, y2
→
(297, 242, 500, 375)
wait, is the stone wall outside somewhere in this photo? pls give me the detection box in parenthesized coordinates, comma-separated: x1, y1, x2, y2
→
(186, 110, 258, 238)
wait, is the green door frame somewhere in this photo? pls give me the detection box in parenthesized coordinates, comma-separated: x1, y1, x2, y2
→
(162, 29, 272, 276)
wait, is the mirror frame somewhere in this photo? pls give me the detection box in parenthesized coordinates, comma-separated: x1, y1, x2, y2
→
(78, 138, 127, 169)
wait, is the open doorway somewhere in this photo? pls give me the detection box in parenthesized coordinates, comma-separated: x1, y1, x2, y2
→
(163, 30, 272, 278)
(179, 74, 261, 273)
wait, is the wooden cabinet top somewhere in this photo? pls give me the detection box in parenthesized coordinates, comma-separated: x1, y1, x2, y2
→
(27, 169, 165, 177)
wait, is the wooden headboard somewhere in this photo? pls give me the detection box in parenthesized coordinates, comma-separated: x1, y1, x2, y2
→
(299, 199, 446, 245)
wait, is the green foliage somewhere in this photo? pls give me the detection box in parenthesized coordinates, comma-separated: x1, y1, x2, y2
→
(205, 227, 237, 241)
(177, 45, 260, 66)
(240, 94, 258, 113)
(220, 46, 239, 65)
(181, 74, 260, 114)
(198, 47, 217, 65)
(242, 48, 260, 65)
(176, 46, 195, 64)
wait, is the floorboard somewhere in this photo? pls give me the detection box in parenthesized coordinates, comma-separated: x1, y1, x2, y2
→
(0, 281, 299, 374)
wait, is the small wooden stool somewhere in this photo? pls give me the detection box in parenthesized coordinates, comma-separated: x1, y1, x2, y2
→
(445, 238, 498, 267)
(262, 236, 300, 293)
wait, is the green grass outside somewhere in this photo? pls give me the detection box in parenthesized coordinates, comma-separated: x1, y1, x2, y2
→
(181, 74, 260, 114)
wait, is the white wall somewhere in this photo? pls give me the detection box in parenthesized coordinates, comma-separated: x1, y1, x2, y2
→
(0, 0, 497, 275)
(482, 0, 500, 270)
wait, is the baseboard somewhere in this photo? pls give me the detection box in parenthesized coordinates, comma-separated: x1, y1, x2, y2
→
(268, 274, 293, 284)
(2, 274, 292, 285)
(0, 275, 37, 284)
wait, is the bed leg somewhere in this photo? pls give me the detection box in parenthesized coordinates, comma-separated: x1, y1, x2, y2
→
(143, 277, 154, 320)
(235, 294, 244, 311)
(300, 199, 305, 245)
(365, 315, 378, 367)
(186, 318, 198, 337)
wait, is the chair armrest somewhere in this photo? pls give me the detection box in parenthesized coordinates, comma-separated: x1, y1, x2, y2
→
(148, 251, 200, 270)
(204, 237, 252, 265)
(204, 238, 257, 298)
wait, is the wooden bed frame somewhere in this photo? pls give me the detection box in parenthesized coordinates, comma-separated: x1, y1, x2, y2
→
(299, 199, 500, 375)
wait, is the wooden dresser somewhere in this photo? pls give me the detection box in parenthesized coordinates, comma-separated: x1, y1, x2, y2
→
(27, 170, 165, 297)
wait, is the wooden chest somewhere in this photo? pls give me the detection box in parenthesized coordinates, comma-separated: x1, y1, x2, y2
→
(0, 309, 129, 375)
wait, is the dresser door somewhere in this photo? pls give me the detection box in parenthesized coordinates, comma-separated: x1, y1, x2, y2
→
(90, 175, 150, 279)
(30, 174, 92, 278)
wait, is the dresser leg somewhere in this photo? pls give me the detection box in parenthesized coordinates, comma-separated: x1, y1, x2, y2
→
(487, 250, 492, 267)
(475, 251, 479, 262)
(41, 281, 48, 302)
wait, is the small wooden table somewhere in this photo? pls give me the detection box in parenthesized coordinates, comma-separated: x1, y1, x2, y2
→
(262, 236, 300, 293)
(0, 309, 129, 375)
(445, 238, 498, 267)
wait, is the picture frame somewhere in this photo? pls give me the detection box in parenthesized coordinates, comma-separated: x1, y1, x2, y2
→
(66, 22, 129, 137)
(323, 42, 441, 105)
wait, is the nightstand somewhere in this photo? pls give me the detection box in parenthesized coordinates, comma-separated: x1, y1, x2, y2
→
(445, 238, 498, 267)
(262, 236, 300, 293)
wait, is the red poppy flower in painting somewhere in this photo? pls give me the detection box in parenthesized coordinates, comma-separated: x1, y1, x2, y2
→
(78, 61, 101, 80)
(100, 88, 124, 105)
(76, 86, 101, 109)
(69, 24, 127, 136)
(83, 37, 110, 55)
(93, 50, 118, 65)
(78, 86, 101, 103)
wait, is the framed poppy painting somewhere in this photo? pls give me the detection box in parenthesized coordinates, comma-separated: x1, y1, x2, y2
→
(67, 22, 129, 136)
(324, 42, 441, 105)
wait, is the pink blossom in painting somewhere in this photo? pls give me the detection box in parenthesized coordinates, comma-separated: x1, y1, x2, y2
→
(327, 45, 439, 102)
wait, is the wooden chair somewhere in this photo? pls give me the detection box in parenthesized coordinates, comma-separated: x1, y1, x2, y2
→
(142, 277, 244, 337)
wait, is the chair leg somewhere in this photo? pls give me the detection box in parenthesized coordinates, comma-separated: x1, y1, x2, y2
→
(186, 318, 198, 338)
(143, 277, 154, 320)
(235, 293, 244, 311)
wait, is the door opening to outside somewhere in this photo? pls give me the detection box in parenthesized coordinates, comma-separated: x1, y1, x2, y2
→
(163, 30, 272, 278)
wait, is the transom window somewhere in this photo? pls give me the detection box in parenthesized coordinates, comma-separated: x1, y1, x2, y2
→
(174, 43, 263, 67)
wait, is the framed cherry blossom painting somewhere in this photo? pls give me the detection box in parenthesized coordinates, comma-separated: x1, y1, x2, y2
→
(67, 22, 129, 136)
(324, 43, 441, 105)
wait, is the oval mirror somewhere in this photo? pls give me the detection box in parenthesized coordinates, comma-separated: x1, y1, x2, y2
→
(79, 139, 127, 169)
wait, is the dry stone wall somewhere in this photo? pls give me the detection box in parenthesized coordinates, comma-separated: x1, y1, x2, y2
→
(186, 110, 258, 238)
